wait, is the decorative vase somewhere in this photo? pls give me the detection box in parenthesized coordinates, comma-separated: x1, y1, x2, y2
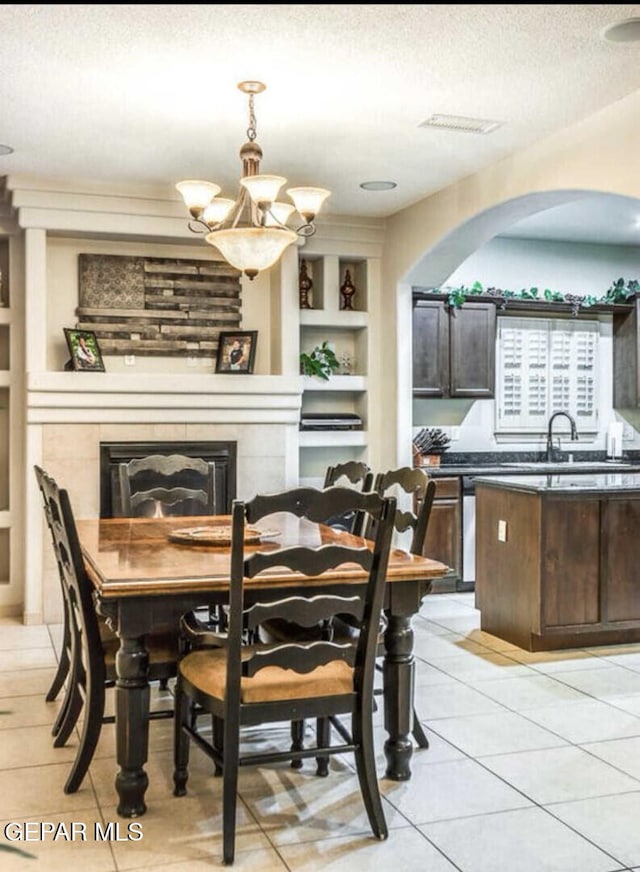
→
(298, 260, 313, 309)
(340, 269, 356, 311)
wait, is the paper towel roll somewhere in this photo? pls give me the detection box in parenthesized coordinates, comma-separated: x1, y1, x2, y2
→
(607, 422, 623, 459)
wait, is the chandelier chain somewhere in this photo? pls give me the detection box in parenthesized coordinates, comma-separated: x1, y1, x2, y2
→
(246, 93, 257, 142)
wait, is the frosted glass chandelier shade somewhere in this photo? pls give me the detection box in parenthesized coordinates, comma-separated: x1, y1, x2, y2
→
(205, 227, 298, 275)
(175, 180, 221, 216)
(240, 174, 287, 204)
(287, 187, 331, 218)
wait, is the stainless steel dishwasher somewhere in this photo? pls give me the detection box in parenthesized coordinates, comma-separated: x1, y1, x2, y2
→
(461, 475, 476, 588)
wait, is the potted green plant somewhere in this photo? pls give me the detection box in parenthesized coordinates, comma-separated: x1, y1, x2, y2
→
(300, 341, 340, 381)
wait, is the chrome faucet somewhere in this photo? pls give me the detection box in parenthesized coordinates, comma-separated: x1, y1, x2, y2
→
(546, 411, 579, 462)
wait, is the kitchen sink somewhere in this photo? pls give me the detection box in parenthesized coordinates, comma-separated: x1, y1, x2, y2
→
(503, 461, 633, 471)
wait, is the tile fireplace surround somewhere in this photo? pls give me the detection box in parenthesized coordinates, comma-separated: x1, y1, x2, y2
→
(25, 371, 302, 624)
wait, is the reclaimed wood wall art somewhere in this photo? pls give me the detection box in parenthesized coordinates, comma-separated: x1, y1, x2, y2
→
(76, 254, 242, 356)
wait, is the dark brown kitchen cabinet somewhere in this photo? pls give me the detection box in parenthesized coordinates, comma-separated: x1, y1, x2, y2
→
(412, 297, 496, 398)
(476, 480, 640, 651)
(419, 476, 461, 589)
(613, 294, 640, 408)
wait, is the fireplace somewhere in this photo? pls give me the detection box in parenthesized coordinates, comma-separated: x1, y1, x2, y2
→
(99, 441, 237, 518)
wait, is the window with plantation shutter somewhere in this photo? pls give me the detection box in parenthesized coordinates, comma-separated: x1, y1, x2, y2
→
(496, 317, 599, 435)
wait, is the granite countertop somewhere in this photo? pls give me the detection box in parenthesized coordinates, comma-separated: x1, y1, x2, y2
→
(422, 452, 640, 479)
(473, 472, 640, 495)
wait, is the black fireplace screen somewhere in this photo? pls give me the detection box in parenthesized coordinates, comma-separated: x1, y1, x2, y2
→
(99, 441, 237, 518)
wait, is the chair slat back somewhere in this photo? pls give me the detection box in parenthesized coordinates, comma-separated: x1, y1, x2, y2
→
(369, 466, 436, 555)
(226, 486, 395, 688)
(34, 466, 106, 691)
(323, 461, 373, 489)
(118, 454, 216, 517)
(323, 462, 374, 536)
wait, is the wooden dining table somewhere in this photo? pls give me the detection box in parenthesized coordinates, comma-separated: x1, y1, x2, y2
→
(77, 513, 449, 818)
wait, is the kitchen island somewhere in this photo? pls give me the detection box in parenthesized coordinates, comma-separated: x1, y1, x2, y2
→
(474, 472, 640, 651)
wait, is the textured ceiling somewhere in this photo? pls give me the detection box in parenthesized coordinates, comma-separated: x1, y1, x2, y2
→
(1, 4, 640, 237)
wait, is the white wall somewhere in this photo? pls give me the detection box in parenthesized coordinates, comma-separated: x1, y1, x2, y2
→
(413, 235, 640, 454)
(46, 237, 272, 374)
(445, 236, 640, 297)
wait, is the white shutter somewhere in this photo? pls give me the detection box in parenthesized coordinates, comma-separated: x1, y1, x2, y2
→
(496, 317, 599, 435)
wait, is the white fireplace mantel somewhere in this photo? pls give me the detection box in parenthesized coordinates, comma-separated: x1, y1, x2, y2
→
(24, 371, 304, 624)
(27, 372, 303, 424)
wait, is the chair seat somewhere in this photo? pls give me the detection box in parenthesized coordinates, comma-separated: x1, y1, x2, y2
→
(180, 647, 353, 703)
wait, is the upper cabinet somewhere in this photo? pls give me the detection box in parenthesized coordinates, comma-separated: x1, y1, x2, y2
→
(412, 295, 496, 398)
(613, 295, 640, 409)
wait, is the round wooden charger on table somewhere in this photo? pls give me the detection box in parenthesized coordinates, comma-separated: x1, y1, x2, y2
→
(168, 525, 278, 546)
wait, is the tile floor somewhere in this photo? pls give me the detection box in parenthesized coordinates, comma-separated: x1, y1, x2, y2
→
(4, 593, 640, 869)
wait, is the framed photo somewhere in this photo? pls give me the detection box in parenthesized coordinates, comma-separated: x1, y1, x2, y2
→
(64, 328, 106, 372)
(215, 331, 258, 374)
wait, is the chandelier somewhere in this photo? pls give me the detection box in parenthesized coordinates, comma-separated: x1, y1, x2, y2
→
(176, 81, 330, 280)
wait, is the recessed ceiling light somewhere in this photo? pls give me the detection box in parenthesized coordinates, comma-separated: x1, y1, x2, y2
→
(0, 145, 14, 156)
(360, 181, 397, 191)
(602, 17, 640, 42)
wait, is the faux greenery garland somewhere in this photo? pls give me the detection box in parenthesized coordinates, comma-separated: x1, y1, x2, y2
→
(431, 277, 640, 315)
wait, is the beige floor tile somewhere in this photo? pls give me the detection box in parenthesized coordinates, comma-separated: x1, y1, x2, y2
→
(0, 762, 99, 819)
(506, 647, 604, 673)
(471, 672, 589, 710)
(550, 665, 640, 700)
(0, 693, 64, 729)
(413, 632, 489, 660)
(0, 645, 57, 673)
(0, 724, 79, 770)
(130, 849, 289, 871)
(481, 745, 640, 804)
(240, 767, 410, 846)
(0, 812, 116, 872)
(423, 649, 532, 681)
(523, 699, 640, 744)
(0, 667, 59, 698)
(582, 735, 640, 781)
(412, 660, 459, 687)
(102, 795, 266, 870)
(429, 709, 568, 757)
(278, 827, 459, 871)
(382, 757, 533, 825)
(551, 792, 640, 869)
(413, 680, 505, 720)
(89, 745, 218, 808)
(0, 623, 53, 650)
(420, 806, 623, 872)
(0, 647, 58, 672)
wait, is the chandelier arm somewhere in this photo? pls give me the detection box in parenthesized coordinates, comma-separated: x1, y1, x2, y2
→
(296, 222, 317, 238)
(187, 217, 211, 235)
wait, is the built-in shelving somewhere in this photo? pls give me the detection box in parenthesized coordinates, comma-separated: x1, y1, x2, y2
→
(297, 245, 379, 479)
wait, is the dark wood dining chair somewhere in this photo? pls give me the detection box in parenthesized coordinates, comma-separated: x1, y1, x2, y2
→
(117, 453, 216, 518)
(323, 460, 374, 536)
(363, 465, 436, 749)
(172, 485, 396, 865)
(35, 465, 178, 794)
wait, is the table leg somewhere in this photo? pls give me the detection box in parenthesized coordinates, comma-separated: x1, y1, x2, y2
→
(382, 613, 415, 780)
(115, 635, 150, 817)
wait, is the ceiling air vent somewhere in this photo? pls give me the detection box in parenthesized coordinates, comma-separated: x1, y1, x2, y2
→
(419, 114, 502, 134)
